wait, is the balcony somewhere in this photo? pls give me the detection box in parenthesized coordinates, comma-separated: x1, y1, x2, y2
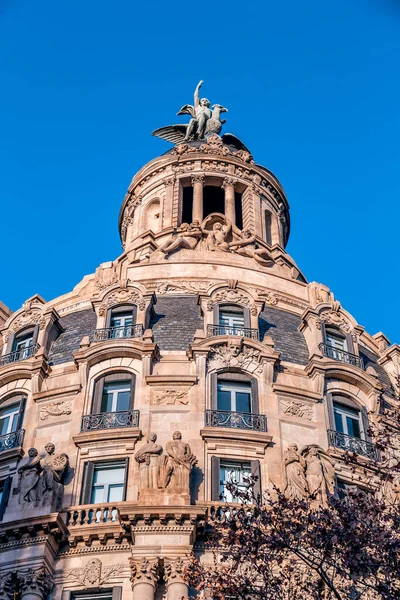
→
(67, 504, 120, 526)
(319, 343, 364, 370)
(328, 429, 380, 461)
(0, 344, 39, 367)
(81, 409, 140, 432)
(92, 324, 144, 342)
(205, 409, 267, 432)
(0, 429, 25, 453)
(207, 324, 259, 341)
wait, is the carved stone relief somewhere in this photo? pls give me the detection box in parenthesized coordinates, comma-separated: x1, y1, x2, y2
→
(279, 398, 314, 421)
(154, 280, 219, 294)
(206, 289, 253, 311)
(98, 288, 145, 315)
(151, 388, 190, 406)
(39, 400, 72, 421)
(164, 556, 189, 584)
(19, 568, 54, 597)
(208, 339, 263, 375)
(65, 559, 122, 589)
(94, 267, 119, 292)
(4, 310, 46, 342)
(316, 305, 357, 340)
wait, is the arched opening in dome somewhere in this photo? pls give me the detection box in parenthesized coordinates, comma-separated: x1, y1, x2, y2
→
(235, 191, 243, 230)
(182, 186, 193, 224)
(264, 210, 272, 245)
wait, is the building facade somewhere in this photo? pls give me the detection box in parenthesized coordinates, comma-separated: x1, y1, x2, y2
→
(0, 88, 399, 600)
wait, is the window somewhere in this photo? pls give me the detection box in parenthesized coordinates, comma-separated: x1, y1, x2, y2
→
(219, 460, 251, 502)
(12, 331, 34, 359)
(101, 380, 131, 413)
(0, 403, 20, 436)
(72, 594, 113, 600)
(68, 590, 122, 600)
(217, 380, 252, 413)
(90, 462, 126, 503)
(81, 459, 128, 506)
(326, 331, 347, 353)
(109, 311, 133, 338)
(0, 477, 11, 520)
(333, 402, 362, 439)
(265, 210, 272, 245)
(219, 308, 245, 335)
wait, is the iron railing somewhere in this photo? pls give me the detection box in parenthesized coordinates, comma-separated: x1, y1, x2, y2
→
(205, 409, 267, 432)
(81, 409, 140, 432)
(207, 325, 259, 340)
(92, 324, 143, 342)
(328, 429, 380, 460)
(67, 504, 120, 525)
(319, 343, 364, 369)
(0, 344, 39, 367)
(0, 429, 25, 453)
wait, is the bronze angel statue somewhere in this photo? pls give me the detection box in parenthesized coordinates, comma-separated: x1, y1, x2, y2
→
(152, 80, 246, 147)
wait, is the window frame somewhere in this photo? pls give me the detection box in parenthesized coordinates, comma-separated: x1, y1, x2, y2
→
(217, 380, 252, 413)
(81, 458, 129, 505)
(91, 372, 135, 415)
(211, 456, 261, 502)
(211, 372, 259, 413)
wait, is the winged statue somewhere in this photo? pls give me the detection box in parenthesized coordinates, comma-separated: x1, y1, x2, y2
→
(152, 80, 237, 145)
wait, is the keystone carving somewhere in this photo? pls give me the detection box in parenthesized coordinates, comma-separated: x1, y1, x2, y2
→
(39, 400, 72, 421)
(206, 289, 252, 311)
(65, 559, 122, 589)
(208, 339, 263, 375)
(98, 288, 145, 315)
(129, 557, 159, 587)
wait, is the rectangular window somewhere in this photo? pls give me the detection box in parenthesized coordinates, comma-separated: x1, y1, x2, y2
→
(333, 403, 362, 438)
(219, 310, 245, 335)
(13, 333, 34, 359)
(0, 403, 20, 436)
(110, 312, 133, 338)
(90, 461, 126, 504)
(72, 593, 113, 600)
(101, 381, 131, 413)
(217, 381, 252, 413)
(220, 460, 251, 502)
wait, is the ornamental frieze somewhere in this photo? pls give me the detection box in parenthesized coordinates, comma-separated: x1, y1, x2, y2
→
(98, 287, 145, 314)
(65, 559, 122, 589)
(39, 400, 72, 421)
(154, 279, 219, 294)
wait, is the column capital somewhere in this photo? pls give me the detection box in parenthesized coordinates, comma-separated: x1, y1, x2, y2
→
(18, 568, 53, 599)
(164, 176, 176, 187)
(0, 572, 16, 600)
(222, 176, 236, 189)
(191, 173, 205, 185)
(130, 557, 160, 589)
(163, 556, 190, 586)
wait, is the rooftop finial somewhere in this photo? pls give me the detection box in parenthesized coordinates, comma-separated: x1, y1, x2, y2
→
(152, 79, 228, 144)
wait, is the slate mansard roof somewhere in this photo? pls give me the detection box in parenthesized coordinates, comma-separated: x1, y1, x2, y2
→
(47, 300, 312, 366)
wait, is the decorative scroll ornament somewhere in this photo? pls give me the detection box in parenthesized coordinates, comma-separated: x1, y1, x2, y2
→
(98, 288, 145, 315)
(316, 304, 357, 340)
(39, 400, 72, 421)
(129, 557, 159, 587)
(155, 280, 219, 294)
(206, 289, 252, 311)
(164, 556, 189, 584)
(208, 339, 263, 375)
(280, 399, 314, 421)
(151, 388, 190, 406)
(4, 310, 46, 342)
(65, 559, 122, 589)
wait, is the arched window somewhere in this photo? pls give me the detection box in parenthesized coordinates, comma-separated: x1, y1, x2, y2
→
(81, 372, 138, 432)
(0, 394, 26, 451)
(101, 304, 142, 340)
(5, 327, 38, 363)
(264, 210, 272, 246)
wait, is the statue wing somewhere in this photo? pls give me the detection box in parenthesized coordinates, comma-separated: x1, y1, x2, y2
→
(151, 125, 187, 144)
(221, 133, 252, 152)
(177, 104, 195, 118)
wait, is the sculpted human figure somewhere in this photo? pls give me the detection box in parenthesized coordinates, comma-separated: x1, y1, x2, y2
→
(203, 217, 232, 252)
(162, 431, 196, 490)
(180, 80, 212, 141)
(302, 445, 336, 507)
(159, 221, 202, 256)
(39, 442, 68, 508)
(229, 229, 274, 266)
(283, 443, 308, 500)
(134, 433, 163, 489)
(17, 447, 42, 505)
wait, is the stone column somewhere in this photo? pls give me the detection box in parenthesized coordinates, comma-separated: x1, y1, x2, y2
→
(223, 177, 236, 226)
(130, 558, 159, 600)
(164, 558, 189, 600)
(191, 174, 205, 223)
(18, 568, 53, 600)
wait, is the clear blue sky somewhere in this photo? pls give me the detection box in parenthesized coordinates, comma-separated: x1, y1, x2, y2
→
(1, 0, 399, 343)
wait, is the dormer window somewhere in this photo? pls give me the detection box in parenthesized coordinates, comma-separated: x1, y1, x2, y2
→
(109, 310, 133, 338)
(326, 331, 347, 356)
(93, 304, 143, 342)
(320, 327, 364, 369)
(12, 331, 34, 360)
(219, 307, 245, 336)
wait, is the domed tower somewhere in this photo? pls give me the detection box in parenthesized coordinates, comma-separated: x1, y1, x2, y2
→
(0, 82, 398, 600)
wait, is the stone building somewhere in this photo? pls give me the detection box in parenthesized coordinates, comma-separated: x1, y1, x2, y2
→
(0, 84, 399, 600)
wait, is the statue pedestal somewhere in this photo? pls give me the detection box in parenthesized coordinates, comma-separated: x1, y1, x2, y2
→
(3, 503, 55, 524)
(137, 488, 190, 506)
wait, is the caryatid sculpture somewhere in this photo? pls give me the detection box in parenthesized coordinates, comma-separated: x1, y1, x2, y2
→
(283, 443, 309, 501)
(134, 433, 163, 489)
(162, 431, 197, 490)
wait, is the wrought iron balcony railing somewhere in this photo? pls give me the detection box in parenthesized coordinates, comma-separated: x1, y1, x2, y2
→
(92, 324, 144, 342)
(205, 409, 267, 432)
(328, 429, 380, 461)
(81, 409, 140, 432)
(0, 344, 39, 367)
(319, 343, 364, 370)
(0, 429, 25, 453)
(207, 324, 259, 340)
